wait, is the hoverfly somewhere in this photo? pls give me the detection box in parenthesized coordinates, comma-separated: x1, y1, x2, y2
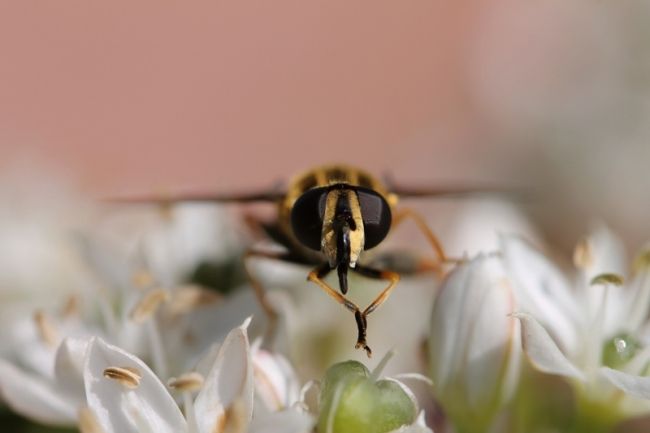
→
(119, 164, 496, 356)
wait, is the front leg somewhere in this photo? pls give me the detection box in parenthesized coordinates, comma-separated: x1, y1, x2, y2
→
(307, 263, 373, 357)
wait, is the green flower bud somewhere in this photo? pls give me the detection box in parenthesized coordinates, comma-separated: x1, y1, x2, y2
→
(317, 360, 417, 433)
(602, 333, 642, 370)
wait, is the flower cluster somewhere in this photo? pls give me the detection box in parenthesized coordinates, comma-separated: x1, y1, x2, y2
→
(429, 225, 650, 433)
(0, 190, 432, 433)
(2, 181, 650, 433)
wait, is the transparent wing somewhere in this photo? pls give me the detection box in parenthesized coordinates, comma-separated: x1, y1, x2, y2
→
(107, 189, 286, 204)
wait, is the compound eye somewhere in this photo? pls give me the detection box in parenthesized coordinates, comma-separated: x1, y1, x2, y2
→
(356, 188, 392, 249)
(291, 187, 328, 251)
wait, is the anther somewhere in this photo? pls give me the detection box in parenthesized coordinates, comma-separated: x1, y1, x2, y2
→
(573, 238, 594, 269)
(103, 366, 142, 389)
(590, 273, 624, 286)
(168, 285, 221, 316)
(167, 372, 204, 392)
(33, 310, 59, 348)
(132, 269, 155, 289)
(129, 288, 170, 323)
(61, 295, 79, 318)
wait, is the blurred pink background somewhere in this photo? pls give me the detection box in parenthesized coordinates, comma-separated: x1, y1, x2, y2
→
(0, 2, 487, 193)
(1, 1, 649, 248)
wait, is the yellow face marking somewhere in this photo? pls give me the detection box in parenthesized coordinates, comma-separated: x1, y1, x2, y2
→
(321, 189, 365, 267)
(346, 189, 365, 266)
(320, 190, 339, 266)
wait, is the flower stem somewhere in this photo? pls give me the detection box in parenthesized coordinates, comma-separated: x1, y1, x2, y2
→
(146, 317, 167, 380)
(570, 396, 621, 433)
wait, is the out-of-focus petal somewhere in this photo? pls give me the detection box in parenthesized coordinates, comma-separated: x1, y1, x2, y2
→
(193, 318, 253, 433)
(0, 359, 78, 425)
(500, 235, 580, 354)
(430, 255, 519, 412)
(429, 258, 476, 391)
(443, 198, 540, 258)
(253, 346, 301, 411)
(54, 337, 88, 403)
(624, 265, 650, 334)
(600, 367, 650, 400)
(580, 223, 627, 281)
(575, 225, 628, 336)
(464, 258, 518, 410)
(515, 313, 585, 381)
(248, 399, 313, 433)
(84, 338, 186, 433)
(621, 346, 650, 376)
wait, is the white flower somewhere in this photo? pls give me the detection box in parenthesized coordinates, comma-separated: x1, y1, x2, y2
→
(0, 195, 260, 427)
(429, 254, 521, 433)
(82, 318, 312, 433)
(0, 337, 88, 425)
(502, 226, 650, 416)
(88, 202, 241, 288)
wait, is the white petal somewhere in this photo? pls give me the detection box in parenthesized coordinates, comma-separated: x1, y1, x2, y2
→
(193, 318, 253, 433)
(143, 204, 238, 287)
(624, 269, 650, 333)
(0, 358, 78, 425)
(464, 258, 518, 409)
(500, 235, 580, 354)
(581, 223, 627, 280)
(249, 400, 313, 433)
(429, 258, 477, 390)
(83, 337, 187, 433)
(184, 290, 261, 374)
(253, 348, 301, 410)
(600, 367, 650, 400)
(576, 224, 627, 336)
(429, 255, 519, 409)
(54, 337, 89, 402)
(622, 346, 650, 376)
(515, 313, 585, 381)
(443, 198, 539, 258)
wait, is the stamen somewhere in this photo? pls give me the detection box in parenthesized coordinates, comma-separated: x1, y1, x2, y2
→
(78, 406, 105, 433)
(132, 269, 155, 290)
(590, 273, 624, 287)
(97, 286, 119, 337)
(370, 349, 396, 381)
(61, 295, 79, 317)
(167, 372, 204, 392)
(129, 288, 170, 323)
(33, 310, 59, 348)
(168, 285, 221, 316)
(573, 238, 594, 269)
(103, 366, 142, 389)
(146, 318, 168, 379)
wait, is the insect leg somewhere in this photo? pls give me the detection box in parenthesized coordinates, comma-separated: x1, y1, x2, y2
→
(352, 264, 401, 316)
(244, 249, 293, 347)
(307, 263, 372, 357)
(391, 208, 464, 275)
(349, 264, 400, 355)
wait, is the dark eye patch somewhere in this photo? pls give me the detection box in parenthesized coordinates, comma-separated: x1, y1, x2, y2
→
(291, 187, 328, 251)
(356, 188, 391, 249)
